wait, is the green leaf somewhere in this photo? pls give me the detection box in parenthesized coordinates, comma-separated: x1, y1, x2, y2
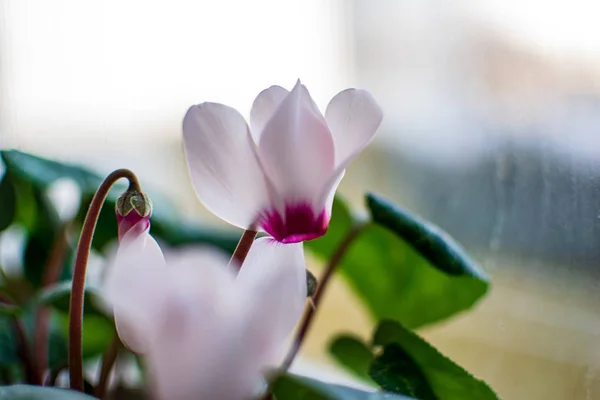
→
(328, 335, 374, 382)
(0, 173, 17, 231)
(152, 221, 240, 254)
(34, 283, 113, 364)
(270, 373, 415, 400)
(0, 384, 97, 399)
(307, 196, 488, 328)
(0, 302, 21, 316)
(0, 316, 19, 367)
(370, 344, 437, 399)
(23, 229, 73, 288)
(1, 150, 102, 192)
(41, 311, 112, 368)
(11, 177, 39, 232)
(369, 320, 498, 400)
(36, 281, 105, 317)
(365, 194, 486, 279)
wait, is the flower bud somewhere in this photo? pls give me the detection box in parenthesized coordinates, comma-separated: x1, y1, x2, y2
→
(115, 188, 152, 240)
(306, 269, 318, 298)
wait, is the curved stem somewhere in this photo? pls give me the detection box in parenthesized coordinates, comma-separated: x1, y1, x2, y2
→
(35, 224, 70, 382)
(280, 224, 366, 371)
(229, 226, 257, 271)
(95, 334, 120, 399)
(68, 169, 141, 392)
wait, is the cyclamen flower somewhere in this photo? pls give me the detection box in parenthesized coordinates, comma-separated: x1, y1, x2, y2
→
(183, 81, 382, 243)
(105, 225, 306, 400)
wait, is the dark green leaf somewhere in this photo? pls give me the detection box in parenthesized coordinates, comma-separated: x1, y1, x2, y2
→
(270, 373, 415, 400)
(369, 320, 498, 400)
(0, 316, 19, 367)
(0, 384, 97, 399)
(1, 150, 101, 192)
(370, 344, 437, 399)
(365, 193, 486, 279)
(0, 173, 17, 231)
(36, 281, 105, 317)
(151, 221, 240, 254)
(0, 302, 21, 316)
(328, 335, 374, 382)
(10, 177, 39, 232)
(34, 310, 112, 368)
(20, 186, 73, 288)
(307, 196, 488, 328)
(35, 283, 113, 364)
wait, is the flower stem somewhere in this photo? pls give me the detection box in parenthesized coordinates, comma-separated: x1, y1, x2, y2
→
(35, 224, 70, 382)
(229, 226, 257, 270)
(95, 334, 120, 399)
(280, 223, 366, 371)
(68, 169, 141, 392)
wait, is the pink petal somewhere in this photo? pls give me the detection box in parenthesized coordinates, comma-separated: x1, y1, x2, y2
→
(183, 103, 271, 229)
(104, 229, 167, 353)
(325, 88, 383, 167)
(236, 238, 306, 354)
(258, 81, 335, 210)
(250, 85, 289, 143)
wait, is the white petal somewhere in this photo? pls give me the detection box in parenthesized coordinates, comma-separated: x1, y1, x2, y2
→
(324, 169, 345, 217)
(147, 252, 260, 400)
(236, 237, 306, 352)
(183, 103, 271, 228)
(250, 85, 289, 143)
(325, 89, 383, 167)
(104, 230, 167, 353)
(258, 81, 335, 207)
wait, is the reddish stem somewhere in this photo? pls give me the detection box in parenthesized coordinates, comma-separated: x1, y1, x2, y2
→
(35, 224, 70, 382)
(12, 317, 41, 384)
(229, 226, 257, 270)
(95, 334, 120, 399)
(68, 169, 141, 392)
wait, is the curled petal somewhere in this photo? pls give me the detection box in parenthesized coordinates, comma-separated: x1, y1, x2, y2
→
(325, 88, 383, 167)
(258, 81, 335, 208)
(250, 85, 289, 143)
(183, 103, 271, 229)
(236, 237, 306, 356)
(323, 169, 345, 218)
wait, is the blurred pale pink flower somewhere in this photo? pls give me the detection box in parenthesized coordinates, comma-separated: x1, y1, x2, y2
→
(105, 226, 306, 400)
(183, 81, 382, 243)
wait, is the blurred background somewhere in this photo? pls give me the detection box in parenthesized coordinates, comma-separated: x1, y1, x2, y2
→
(2, 1, 600, 398)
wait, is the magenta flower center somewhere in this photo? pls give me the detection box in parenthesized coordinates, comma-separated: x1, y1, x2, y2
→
(261, 204, 328, 243)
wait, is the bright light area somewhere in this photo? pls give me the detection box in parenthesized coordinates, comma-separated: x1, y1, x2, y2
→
(474, 0, 600, 60)
(0, 0, 352, 149)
